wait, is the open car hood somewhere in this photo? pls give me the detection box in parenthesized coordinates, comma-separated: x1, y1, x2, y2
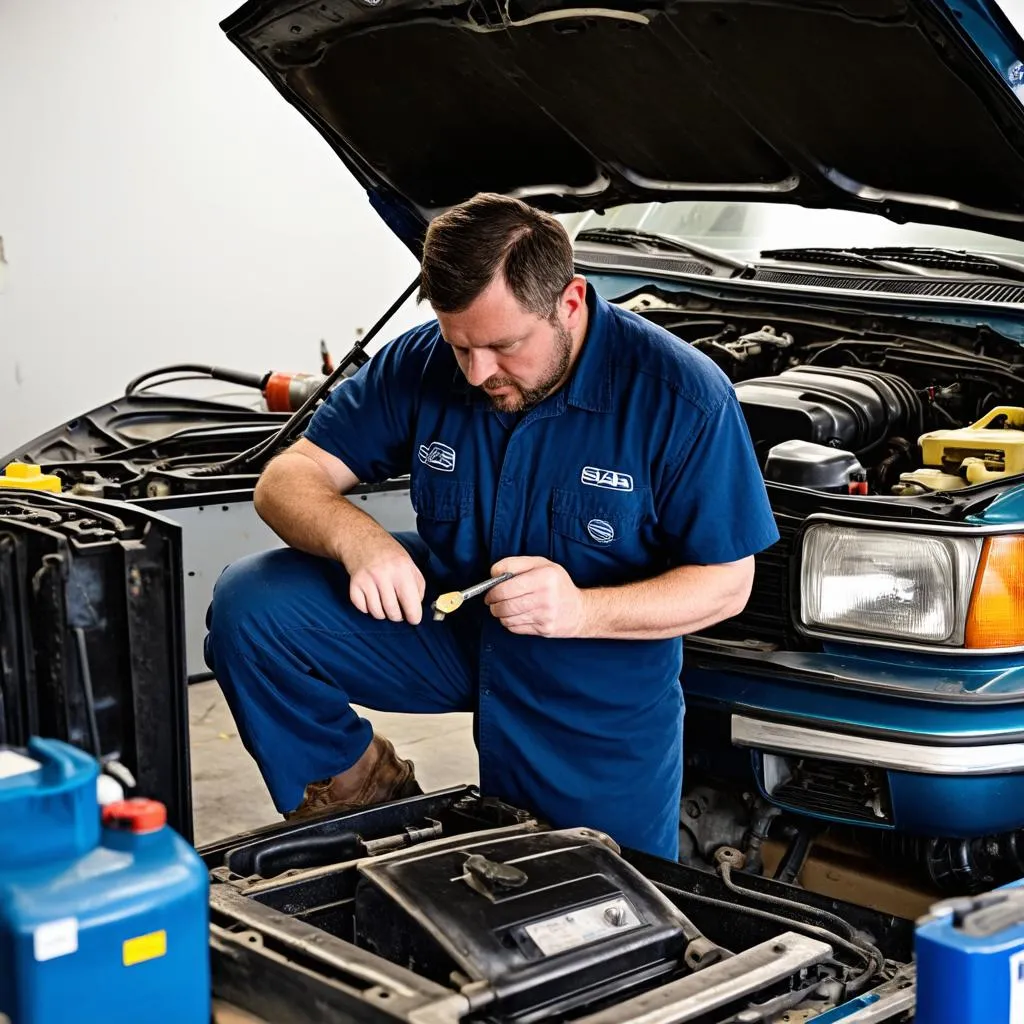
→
(221, 0, 1024, 248)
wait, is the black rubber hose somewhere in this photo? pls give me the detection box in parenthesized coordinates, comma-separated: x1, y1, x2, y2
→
(654, 879, 883, 995)
(200, 274, 421, 476)
(718, 861, 864, 946)
(773, 828, 814, 886)
(125, 364, 266, 396)
(719, 864, 885, 992)
(227, 830, 363, 878)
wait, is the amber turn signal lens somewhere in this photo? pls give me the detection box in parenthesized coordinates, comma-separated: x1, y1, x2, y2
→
(965, 536, 1024, 648)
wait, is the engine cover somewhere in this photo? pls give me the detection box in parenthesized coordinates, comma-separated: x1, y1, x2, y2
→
(354, 827, 692, 1013)
(735, 366, 919, 463)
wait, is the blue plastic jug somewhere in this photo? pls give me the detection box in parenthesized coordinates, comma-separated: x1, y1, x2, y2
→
(0, 738, 209, 1023)
(915, 878, 1024, 1024)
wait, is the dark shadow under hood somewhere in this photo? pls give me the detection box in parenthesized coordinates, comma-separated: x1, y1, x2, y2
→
(222, 0, 1024, 248)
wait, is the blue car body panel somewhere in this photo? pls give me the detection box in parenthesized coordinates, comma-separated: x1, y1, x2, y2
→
(685, 662, 1024, 834)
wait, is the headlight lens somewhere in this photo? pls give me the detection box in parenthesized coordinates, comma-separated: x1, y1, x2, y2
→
(801, 523, 983, 645)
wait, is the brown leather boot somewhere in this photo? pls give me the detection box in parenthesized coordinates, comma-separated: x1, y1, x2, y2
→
(284, 735, 421, 822)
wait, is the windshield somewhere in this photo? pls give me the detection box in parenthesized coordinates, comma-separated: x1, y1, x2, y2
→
(562, 201, 1024, 261)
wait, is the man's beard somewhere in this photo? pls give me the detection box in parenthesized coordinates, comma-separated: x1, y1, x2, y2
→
(481, 321, 573, 413)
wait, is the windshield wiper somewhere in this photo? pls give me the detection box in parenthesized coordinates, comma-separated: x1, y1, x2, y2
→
(574, 227, 746, 271)
(761, 246, 1024, 282)
(758, 247, 925, 276)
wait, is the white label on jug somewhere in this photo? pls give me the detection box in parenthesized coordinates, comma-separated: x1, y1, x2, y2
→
(1010, 949, 1024, 1023)
(34, 918, 78, 962)
(0, 750, 41, 780)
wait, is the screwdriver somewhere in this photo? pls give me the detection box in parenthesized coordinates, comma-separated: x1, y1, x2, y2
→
(431, 572, 515, 621)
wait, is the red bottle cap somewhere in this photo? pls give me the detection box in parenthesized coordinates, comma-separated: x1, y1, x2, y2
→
(102, 798, 167, 834)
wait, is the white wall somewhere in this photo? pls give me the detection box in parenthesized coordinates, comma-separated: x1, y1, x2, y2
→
(0, 0, 419, 447)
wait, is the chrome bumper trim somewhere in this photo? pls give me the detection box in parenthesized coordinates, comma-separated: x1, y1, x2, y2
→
(732, 715, 1024, 775)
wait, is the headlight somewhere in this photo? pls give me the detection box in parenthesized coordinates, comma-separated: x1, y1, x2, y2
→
(801, 523, 982, 645)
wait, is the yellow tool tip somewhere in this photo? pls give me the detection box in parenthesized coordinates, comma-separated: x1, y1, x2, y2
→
(432, 591, 464, 617)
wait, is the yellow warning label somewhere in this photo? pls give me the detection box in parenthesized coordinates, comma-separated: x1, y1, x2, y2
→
(123, 930, 167, 967)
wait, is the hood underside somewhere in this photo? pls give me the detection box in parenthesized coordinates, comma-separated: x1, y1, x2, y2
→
(225, 1, 1024, 247)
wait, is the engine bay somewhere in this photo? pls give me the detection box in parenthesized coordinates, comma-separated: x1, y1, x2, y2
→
(6, 288, 1024, 509)
(627, 293, 1024, 499)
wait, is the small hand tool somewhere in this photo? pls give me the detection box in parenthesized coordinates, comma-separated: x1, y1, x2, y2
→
(431, 572, 515, 621)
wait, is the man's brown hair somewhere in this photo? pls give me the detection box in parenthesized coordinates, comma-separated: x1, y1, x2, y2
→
(418, 193, 574, 318)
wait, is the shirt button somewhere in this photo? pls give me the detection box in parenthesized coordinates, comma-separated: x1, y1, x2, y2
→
(484, 643, 494, 652)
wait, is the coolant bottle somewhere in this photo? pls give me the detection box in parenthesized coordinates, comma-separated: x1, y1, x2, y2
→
(0, 738, 209, 1023)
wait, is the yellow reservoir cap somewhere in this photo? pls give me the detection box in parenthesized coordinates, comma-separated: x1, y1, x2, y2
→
(0, 462, 62, 493)
(919, 406, 1024, 484)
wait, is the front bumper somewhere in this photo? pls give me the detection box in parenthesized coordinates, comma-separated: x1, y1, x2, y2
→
(684, 643, 1024, 836)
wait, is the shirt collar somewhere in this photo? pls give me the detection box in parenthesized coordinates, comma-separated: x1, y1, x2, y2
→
(566, 283, 614, 414)
(447, 281, 614, 414)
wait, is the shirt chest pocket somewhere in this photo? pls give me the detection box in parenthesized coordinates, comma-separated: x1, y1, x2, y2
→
(549, 487, 655, 588)
(410, 477, 479, 575)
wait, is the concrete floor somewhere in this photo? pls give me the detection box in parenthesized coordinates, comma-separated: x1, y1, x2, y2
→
(188, 680, 478, 845)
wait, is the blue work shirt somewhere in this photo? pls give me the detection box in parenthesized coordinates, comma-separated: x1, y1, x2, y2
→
(305, 283, 778, 858)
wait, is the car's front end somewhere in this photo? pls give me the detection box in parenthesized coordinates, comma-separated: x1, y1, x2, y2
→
(558, 228, 1024, 891)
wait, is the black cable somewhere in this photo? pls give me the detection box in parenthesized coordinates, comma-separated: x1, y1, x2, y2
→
(125, 363, 265, 396)
(136, 374, 238, 394)
(653, 880, 884, 995)
(200, 274, 421, 476)
(96, 421, 286, 464)
(718, 862, 863, 945)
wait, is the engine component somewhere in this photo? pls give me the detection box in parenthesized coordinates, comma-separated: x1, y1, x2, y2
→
(207, 788, 910, 1023)
(916, 884, 1024, 1024)
(876, 833, 1024, 894)
(764, 440, 865, 493)
(893, 467, 968, 495)
(694, 323, 794, 371)
(261, 371, 329, 413)
(354, 827, 701, 1011)
(773, 824, 817, 885)
(679, 785, 753, 865)
(918, 405, 1024, 486)
(734, 365, 921, 464)
(0, 463, 62, 493)
(0, 491, 191, 834)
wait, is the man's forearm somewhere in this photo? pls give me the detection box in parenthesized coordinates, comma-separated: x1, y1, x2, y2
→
(577, 560, 754, 641)
(253, 452, 390, 565)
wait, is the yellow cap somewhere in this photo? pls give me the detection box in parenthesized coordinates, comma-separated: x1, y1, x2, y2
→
(0, 462, 62, 493)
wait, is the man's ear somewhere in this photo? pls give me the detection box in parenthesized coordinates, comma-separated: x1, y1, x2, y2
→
(561, 276, 588, 326)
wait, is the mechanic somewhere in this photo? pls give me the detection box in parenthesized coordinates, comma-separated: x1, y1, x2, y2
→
(204, 193, 778, 859)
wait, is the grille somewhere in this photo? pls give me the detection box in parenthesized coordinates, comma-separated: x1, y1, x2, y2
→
(751, 270, 1024, 305)
(727, 512, 802, 642)
(770, 756, 893, 825)
(574, 249, 713, 277)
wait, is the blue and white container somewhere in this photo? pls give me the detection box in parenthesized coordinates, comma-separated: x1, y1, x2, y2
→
(916, 879, 1024, 1024)
(0, 737, 209, 1023)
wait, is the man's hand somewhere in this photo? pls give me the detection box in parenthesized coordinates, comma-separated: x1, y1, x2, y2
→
(342, 534, 426, 625)
(484, 556, 586, 638)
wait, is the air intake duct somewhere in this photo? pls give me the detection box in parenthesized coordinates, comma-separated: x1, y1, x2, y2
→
(734, 365, 921, 465)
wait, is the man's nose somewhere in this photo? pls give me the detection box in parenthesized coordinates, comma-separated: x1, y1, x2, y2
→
(465, 349, 497, 386)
